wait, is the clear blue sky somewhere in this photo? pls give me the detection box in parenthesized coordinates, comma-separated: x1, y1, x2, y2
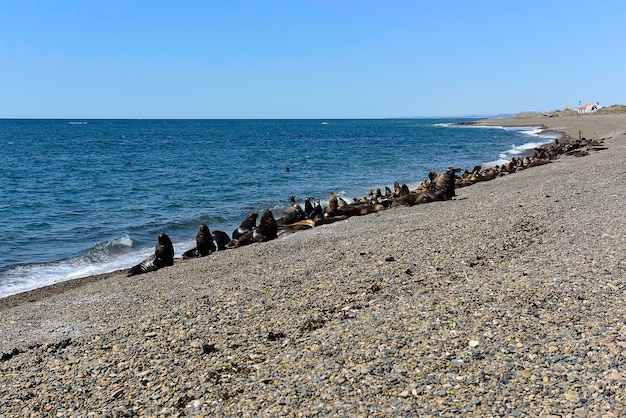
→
(2, 1, 624, 118)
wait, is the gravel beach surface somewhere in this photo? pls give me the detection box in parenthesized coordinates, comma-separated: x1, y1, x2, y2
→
(1, 113, 625, 417)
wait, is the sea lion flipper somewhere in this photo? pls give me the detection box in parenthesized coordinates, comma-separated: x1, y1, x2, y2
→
(127, 255, 158, 277)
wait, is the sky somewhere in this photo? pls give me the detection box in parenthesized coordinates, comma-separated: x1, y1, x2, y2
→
(1, 0, 625, 119)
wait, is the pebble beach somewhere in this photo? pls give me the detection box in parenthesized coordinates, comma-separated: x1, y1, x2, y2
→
(1, 112, 625, 417)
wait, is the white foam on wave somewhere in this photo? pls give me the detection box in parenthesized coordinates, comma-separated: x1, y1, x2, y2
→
(483, 126, 557, 168)
(0, 234, 193, 299)
(0, 257, 134, 299)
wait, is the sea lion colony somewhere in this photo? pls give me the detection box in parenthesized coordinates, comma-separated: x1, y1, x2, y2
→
(127, 136, 606, 276)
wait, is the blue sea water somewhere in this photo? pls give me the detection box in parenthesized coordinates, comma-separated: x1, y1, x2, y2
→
(0, 119, 557, 297)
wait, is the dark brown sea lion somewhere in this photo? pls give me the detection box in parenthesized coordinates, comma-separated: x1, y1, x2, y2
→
(427, 168, 456, 199)
(312, 199, 323, 219)
(391, 168, 457, 207)
(232, 213, 258, 240)
(234, 209, 278, 247)
(182, 224, 215, 259)
(254, 209, 278, 242)
(338, 201, 382, 217)
(390, 191, 435, 207)
(304, 197, 314, 218)
(127, 232, 174, 277)
(211, 230, 231, 250)
(472, 168, 496, 182)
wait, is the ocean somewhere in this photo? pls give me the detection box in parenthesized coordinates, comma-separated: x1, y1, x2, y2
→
(0, 118, 557, 297)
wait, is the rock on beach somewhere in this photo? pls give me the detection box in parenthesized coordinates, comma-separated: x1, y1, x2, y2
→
(1, 112, 625, 416)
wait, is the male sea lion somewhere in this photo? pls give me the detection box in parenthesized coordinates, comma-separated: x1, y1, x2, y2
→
(182, 224, 215, 259)
(127, 232, 174, 277)
(232, 213, 258, 240)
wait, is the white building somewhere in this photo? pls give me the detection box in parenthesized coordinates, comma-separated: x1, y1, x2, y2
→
(576, 102, 602, 113)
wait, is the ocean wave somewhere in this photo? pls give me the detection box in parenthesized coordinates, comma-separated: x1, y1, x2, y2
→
(0, 234, 152, 298)
(83, 234, 134, 261)
(484, 140, 554, 168)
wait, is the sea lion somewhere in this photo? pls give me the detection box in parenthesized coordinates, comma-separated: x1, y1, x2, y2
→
(337, 197, 350, 207)
(290, 196, 306, 218)
(338, 201, 381, 217)
(391, 168, 457, 207)
(182, 224, 215, 259)
(427, 169, 456, 199)
(232, 213, 258, 240)
(312, 199, 323, 219)
(526, 158, 553, 167)
(394, 181, 402, 196)
(234, 209, 278, 247)
(304, 197, 314, 218)
(127, 232, 174, 277)
(208, 230, 230, 251)
(279, 196, 306, 225)
(254, 209, 278, 242)
(324, 192, 339, 217)
(472, 168, 496, 182)
(390, 191, 435, 207)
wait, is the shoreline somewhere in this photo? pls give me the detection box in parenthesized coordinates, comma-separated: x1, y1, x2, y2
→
(0, 117, 555, 300)
(1, 113, 622, 310)
(0, 118, 573, 307)
(0, 119, 561, 302)
(0, 116, 588, 309)
(1, 112, 624, 415)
